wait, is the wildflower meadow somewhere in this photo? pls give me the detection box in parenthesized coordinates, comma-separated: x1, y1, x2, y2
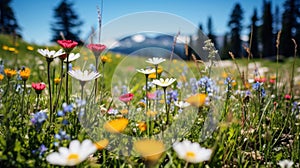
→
(0, 8, 300, 168)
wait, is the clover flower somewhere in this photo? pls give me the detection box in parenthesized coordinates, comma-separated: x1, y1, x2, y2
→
(46, 139, 97, 166)
(173, 140, 212, 163)
(278, 159, 294, 168)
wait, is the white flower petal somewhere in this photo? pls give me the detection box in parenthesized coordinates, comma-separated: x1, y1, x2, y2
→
(46, 152, 67, 166)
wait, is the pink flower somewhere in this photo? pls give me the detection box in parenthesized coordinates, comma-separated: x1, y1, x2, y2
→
(57, 40, 78, 52)
(147, 92, 156, 100)
(284, 94, 291, 100)
(32, 82, 46, 94)
(87, 44, 106, 57)
(119, 93, 134, 103)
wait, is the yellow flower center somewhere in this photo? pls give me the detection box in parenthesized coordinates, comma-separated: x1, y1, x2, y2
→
(186, 151, 196, 158)
(67, 153, 80, 162)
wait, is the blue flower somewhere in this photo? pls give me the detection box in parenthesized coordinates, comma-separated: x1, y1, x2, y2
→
(89, 64, 96, 72)
(54, 129, 70, 141)
(0, 60, 4, 74)
(261, 88, 266, 98)
(31, 111, 48, 125)
(62, 103, 73, 113)
(252, 82, 260, 90)
(57, 110, 65, 117)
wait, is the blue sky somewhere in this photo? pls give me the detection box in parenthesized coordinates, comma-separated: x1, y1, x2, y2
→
(11, 0, 284, 45)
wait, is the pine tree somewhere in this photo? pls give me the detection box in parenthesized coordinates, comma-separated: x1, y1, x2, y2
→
(228, 3, 244, 58)
(0, 0, 21, 36)
(261, 0, 275, 57)
(249, 8, 259, 58)
(221, 32, 231, 59)
(274, 5, 281, 34)
(51, 0, 83, 43)
(280, 0, 300, 57)
(207, 16, 218, 49)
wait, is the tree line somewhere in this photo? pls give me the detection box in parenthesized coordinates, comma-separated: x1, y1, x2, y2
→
(1, 0, 299, 58)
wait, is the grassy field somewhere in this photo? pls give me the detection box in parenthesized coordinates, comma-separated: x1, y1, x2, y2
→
(0, 34, 300, 167)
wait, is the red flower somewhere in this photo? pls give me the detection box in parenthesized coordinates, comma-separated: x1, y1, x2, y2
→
(255, 77, 266, 83)
(87, 44, 106, 57)
(57, 40, 78, 52)
(284, 94, 291, 100)
(119, 93, 134, 103)
(269, 79, 275, 84)
(32, 82, 46, 94)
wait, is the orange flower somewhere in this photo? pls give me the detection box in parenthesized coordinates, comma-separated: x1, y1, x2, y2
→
(185, 93, 207, 107)
(94, 139, 109, 150)
(20, 68, 31, 81)
(138, 122, 147, 132)
(4, 68, 16, 78)
(101, 56, 108, 63)
(54, 78, 61, 85)
(0, 74, 4, 81)
(134, 139, 165, 162)
(104, 118, 128, 133)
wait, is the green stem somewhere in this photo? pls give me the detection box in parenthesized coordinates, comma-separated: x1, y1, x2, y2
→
(145, 74, 149, 112)
(47, 61, 53, 123)
(163, 87, 169, 125)
(53, 59, 64, 113)
(66, 54, 69, 104)
(95, 56, 99, 102)
(21, 80, 26, 121)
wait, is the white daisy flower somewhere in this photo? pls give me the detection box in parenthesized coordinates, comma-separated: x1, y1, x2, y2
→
(174, 101, 190, 109)
(64, 53, 80, 63)
(46, 139, 97, 166)
(68, 69, 101, 83)
(173, 140, 212, 163)
(146, 57, 166, 65)
(152, 78, 176, 88)
(37, 48, 65, 59)
(136, 68, 156, 75)
(278, 159, 294, 168)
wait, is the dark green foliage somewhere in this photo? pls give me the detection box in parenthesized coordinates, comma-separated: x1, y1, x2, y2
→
(51, 0, 83, 43)
(0, 0, 21, 36)
(228, 3, 244, 58)
(207, 16, 218, 49)
(280, 0, 300, 57)
(249, 8, 259, 58)
(261, 0, 275, 57)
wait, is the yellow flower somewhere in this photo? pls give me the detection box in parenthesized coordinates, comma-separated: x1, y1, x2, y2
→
(2, 45, 8, 50)
(4, 68, 17, 78)
(134, 139, 165, 162)
(120, 109, 128, 115)
(138, 101, 146, 108)
(20, 68, 31, 81)
(94, 139, 109, 150)
(146, 110, 157, 117)
(27, 46, 34, 51)
(104, 118, 128, 133)
(222, 72, 228, 78)
(148, 73, 157, 79)
(138, 122, 147, 132)
(185, 93, 207, 107)
(54, 78, 61, 85)
(8, 47, 16, 52)
(0, 74, 4, 81)
(101, 56, 108, 63)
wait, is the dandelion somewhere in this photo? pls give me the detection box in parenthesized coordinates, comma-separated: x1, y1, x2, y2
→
(46, 139, 97, 166)
(134, 139, 165, 162)
(4, 68, 16, 79)
(278, 159, 294, 168)
(185, 93, 207, 107)
(94, 139, 109, 150)
(20, 67, 31, 81)
(173, 140, 212, 164)
(104, 118, 128, 133)
(27, 46, 34, 51)
(54, 78, 61, 85)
